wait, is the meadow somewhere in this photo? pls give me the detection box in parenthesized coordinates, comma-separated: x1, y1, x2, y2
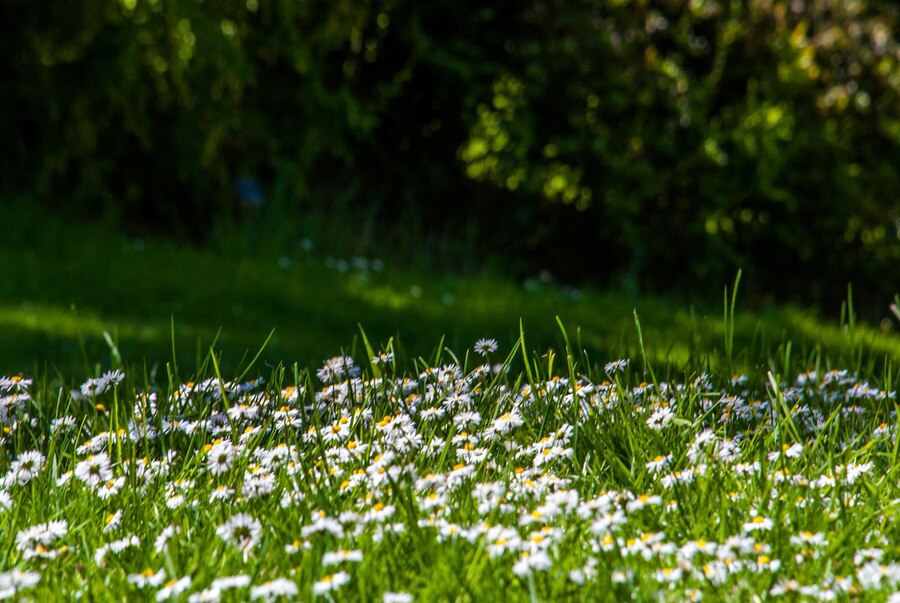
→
(0, 212, 900, 602)
(2, 325, 900, 602)
(2, 208, 900, 601)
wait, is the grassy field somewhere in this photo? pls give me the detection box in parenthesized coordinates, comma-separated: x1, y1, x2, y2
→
(3, 204, 900, 601)
(1, 203, 899, 380)
(1, 331, 899, 601)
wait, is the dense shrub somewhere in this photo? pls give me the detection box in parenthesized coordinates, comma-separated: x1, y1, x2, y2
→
(2, 0, 899, 310)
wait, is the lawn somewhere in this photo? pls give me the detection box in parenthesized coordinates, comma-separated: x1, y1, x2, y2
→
(1, 203, 898, 380)
(1, 329, 899, 601)
(3, 207, 900, 601)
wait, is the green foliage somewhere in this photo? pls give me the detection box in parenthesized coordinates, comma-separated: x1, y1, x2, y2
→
(2, 0, 900, 307)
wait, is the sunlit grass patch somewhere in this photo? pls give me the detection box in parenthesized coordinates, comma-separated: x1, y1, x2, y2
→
(1, 332, 899, 601)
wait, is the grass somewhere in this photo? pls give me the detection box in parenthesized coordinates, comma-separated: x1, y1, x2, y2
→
(3, 204, 900, 600)
(1, 202, 899, 379)
(0, 330, 899, 601)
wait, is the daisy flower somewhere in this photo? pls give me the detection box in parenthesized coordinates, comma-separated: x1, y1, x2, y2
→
(474, 339, 499, 356)
(216, 513, 262, 553)
(156, 576, 192, 601)
(322, 549, 363, 565)
(312, 572, 350, 596)
(251, 578, 298, 600)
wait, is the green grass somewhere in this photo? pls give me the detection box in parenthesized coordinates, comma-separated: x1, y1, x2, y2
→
(3, 204, 900, 601)
(0, 331, 899, 601)
(1, 203, 898, 379)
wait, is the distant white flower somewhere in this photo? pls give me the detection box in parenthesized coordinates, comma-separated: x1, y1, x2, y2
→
(384, 593, 413, 603)
(153, 525, 181, 553)
(103, 510, 123, 533)
(97, 476, 126, 500)
(101, 370, 125, 389)
(156, 576, 191, 601)
(210, 485, 234, 502)
(743, 515, 774, 532)
(74, 453, 113, 489)
(128, 569, 166, 588)
(317, 356, 359, 383)
(312, 572, 350, 596)
(646, 407, 675, 430)
(188, 588, 221, 603)
(211, 575, 251, 590)
(80, 377, 109, 398)
(604, 359, 629, 374)
(94, 535, 140, 566)
(250, 578, 298, 600)
(512, 551, 552, 576)
(0, 568, 41, 597)
(216, 513, 262, 553)
(50, 415, 77, 433)
(626, 494, 662, 512)
(767, 443, 803, 462)
(474, 339, 499, 356)
(645, 454, 671, 474)
(322, 549, 363, 566)
(16, 520, 68, 553)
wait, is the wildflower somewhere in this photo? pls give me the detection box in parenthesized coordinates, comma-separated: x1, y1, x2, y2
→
(383, 593, 413, 603)
(0, 375, 32, 392)
(604, 360, 629, 374)
(97, 476, 126, 499)
(154, 525, 181, 553)
(646, 407, 675, 430)
(216, 513, 262, 553)
(80, 377, 109, 398)
(312, 572, 351, 596)
(104, 510, 123, 533)
(156, 576, 192, 601)
(94, 535, 140, 566)
(250, 578, 298, 600)
(654, 567, 683, 584)
(210, 485, 235, 502)
(767, 443, 803, 461)
(0, 569, 41, 598)
(74, 453, 113, 489)
(474, 339, 499, 356)
(7, 450, 44, 485)
(512, 551, 552, 577)
(626, 494, 662, 512)
(317, 356, 359, 383)
(206, 441, 236, 475)
(322, 549, 363, 565)
(16, 520, 68, 557)
(188, 588, 221, 603)
(790, 531, 827, 547)
(742, 515, 774, 532)
(211, 575, 251, 590)
(645, 454, 671, 474)
(128, 568, 167, 588)
(242, 471, 276, 499)
(50, 415, 77, 433)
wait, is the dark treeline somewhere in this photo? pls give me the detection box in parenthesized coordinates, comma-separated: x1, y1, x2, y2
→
(3, 0, 899, 313)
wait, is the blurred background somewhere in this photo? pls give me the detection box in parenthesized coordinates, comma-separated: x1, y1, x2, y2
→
(1, 0, 899, 374)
